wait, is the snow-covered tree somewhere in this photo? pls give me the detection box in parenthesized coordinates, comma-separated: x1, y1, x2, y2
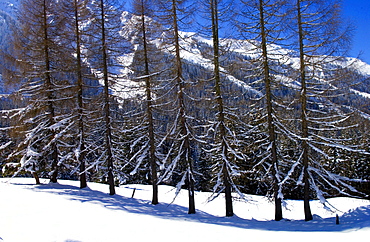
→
(119, 0, 165, 204)
(203, 0, 248, 217)
(237, 0, 291, 221)
(56, 0, 95, 188)
(153, 0, 202, 214)
(285, 0, 365, 221)
(83, 0, 127, 195)
(7, 0, 73, 183)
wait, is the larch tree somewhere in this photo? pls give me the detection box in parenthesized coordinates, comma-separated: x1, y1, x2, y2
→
(121, 0, 163, 204)
(284, 0, 364, 221)
(237, 0, 290, 221)
(57, 0, 93, 188)
(204, 0, 248, 217)
(155, 0, 199, 214)
(7, 0, 71, 184)
(82, 0, 127, 195)
(71, 0, 89, 188)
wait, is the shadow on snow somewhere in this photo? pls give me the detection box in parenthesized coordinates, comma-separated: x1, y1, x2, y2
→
(22, 181, 370, 233)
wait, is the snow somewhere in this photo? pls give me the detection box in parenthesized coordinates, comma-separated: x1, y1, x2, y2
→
(346, 57, 370, 76)
(0, 178, 369, 242)
(350, 88, 370, 99)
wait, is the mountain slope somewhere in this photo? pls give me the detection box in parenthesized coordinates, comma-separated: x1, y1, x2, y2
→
(1, 6, 369, 114)
(118, 12, 370, 117)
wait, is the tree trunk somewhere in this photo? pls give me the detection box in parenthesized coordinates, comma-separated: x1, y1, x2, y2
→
(73, 0, 87, 189)
(223, 163, 234, 217)
(187, 168, 196, 214)
(171, 0, 195, 214)
(258, 0, 282, 221)
(32, 163, 41, 185)
(99, 0, 115, 196)
(296, 0, 313, 221)
(210, 0, 233, 217)
(41, 0, 58, 184)
(139, 0, 158, 205)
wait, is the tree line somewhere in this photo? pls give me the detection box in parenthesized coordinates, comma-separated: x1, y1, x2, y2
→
(0, 0, 369, 221)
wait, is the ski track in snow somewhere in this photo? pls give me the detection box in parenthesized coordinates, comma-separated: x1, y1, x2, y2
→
(0, 178, 369, 242)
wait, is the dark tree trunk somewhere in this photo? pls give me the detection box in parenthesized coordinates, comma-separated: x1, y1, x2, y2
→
(33, 173, 41, 185)
(187, 168, 196, 214)
(171, 0, 195, 214)
(258, 0, 282, 221)
(73, 0, 87, 189)
(41, 0, 58, 184)
(99, 0, 115, 196)
(210, 0, 233, 217)
(32, 163, 40, 184)
(139, 0, 158, 205)
(296, 0, 313, 221)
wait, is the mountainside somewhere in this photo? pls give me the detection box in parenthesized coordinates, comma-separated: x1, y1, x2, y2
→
(0, 0, 18, 13)
(118, 12, 370, 117)
(0, 6, 369, 117)
(0, 0, 18, 94)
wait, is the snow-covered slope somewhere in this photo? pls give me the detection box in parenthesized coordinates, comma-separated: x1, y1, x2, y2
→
(118, 12, 370, 107)
(1, 178, 369, 242)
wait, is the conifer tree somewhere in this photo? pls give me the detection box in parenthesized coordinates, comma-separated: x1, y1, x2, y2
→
(237, 0, 290, 221)
(7, 0, 71, 183)
(204, 0, 248, 217)
(155, 0, 198, 214)
(123, 0, 162, 204)
(85, 0, 126, 195)
(286, 0, 363, 221)
(58, 0, 93, 188)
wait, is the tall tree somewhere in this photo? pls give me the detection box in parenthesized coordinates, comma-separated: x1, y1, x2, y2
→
(124, 0, 162, 204)
(156, 0, 198, 214)
(237, 0, 290, 221)
(286, 0, 363, 221)
(95, 0, 116, 195)
(58, 0, 93, 188)
(72, 0, 88, 188)
(85, 0, 127, 195)
(205, 0, 248, 217)
(7, 0, 70, 183)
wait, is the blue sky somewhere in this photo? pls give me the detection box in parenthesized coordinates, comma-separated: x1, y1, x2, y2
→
(342, 0, 370, 63)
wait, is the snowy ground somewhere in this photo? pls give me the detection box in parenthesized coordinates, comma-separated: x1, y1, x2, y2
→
(1, 178, 369, 242)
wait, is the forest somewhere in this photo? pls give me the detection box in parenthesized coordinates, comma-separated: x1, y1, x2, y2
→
(0, 0, 369, 222)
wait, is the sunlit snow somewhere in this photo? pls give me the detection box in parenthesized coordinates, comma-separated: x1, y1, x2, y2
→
(0, 178, 369, 242)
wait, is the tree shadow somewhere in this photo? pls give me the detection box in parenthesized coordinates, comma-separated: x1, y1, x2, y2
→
(26, 182, 370, 233)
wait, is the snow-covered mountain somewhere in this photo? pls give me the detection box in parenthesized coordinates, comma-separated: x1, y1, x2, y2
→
(117, 12, 370, 120)
(0, 7, 369, 116)
(0, 0, 18, 11)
